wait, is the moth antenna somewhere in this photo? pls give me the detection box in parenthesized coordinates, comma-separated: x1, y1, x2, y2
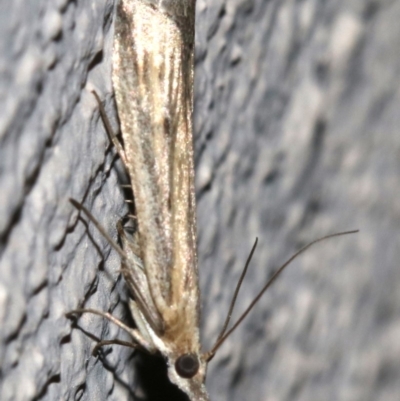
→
(205, 229, 359, 361)
(69, 198, 126, 260)
(120, 184, 132, 189)
(213, 238, 258, 350)
(125, 199, 134, 204)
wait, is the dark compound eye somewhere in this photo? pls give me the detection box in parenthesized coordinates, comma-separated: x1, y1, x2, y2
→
(175, 353, 200, 379)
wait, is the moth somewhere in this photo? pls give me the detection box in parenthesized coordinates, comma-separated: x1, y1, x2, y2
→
(68, 0, 357, 399)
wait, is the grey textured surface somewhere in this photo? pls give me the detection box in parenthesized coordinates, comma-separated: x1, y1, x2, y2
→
(0, 0, 399, 401)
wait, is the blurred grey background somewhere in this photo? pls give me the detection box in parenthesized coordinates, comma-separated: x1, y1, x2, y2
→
(0, 0, 399, 400)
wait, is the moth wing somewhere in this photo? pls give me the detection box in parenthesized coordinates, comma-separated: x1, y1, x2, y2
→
(113, 0, 200, 348)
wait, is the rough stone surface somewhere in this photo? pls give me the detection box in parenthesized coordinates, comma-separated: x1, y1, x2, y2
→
(0, 0, 399, 400)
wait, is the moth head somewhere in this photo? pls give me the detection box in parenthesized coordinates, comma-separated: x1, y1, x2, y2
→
(167, 352, 209, 401)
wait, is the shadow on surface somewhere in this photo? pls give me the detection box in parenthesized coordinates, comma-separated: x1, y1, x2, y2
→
(135, 352, 190, 401)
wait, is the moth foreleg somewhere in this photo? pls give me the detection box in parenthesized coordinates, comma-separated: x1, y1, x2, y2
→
(66, 308, 156, 353)
(92, 339, 138, 356)
(92, 90, 127, 166)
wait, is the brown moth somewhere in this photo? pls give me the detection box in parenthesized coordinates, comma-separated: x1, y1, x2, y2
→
(73, 0, 210, 399)
(112, 0, 206, 397)
(67, 0, 358, 399)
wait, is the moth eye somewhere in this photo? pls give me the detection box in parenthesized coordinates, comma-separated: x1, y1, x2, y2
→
(175, 353, 200, 379)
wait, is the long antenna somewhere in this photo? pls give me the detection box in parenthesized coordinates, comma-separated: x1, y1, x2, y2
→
(205, 230, 358, 361)
(213, 238, 258, 352)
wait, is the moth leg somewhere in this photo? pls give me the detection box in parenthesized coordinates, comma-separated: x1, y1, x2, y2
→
(93, 299, 156, 356)
(93, 339, 138, 356)
(91, 93, 137, 231)
(70, 199, 126, 260)
(91, 90, 127, 166)
(66, 308, 156, 353)
(117, 218, 141, 259)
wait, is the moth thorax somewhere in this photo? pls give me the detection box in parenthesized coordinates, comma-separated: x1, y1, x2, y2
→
(175, 353, 200, 378)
